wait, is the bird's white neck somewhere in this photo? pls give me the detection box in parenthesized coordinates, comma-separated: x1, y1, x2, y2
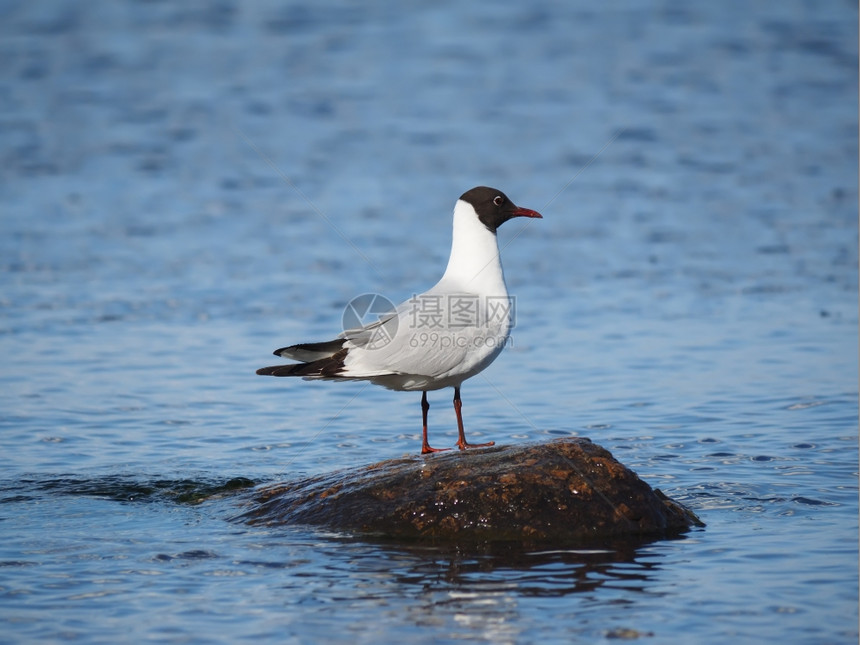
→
(438, 199, 508, 295)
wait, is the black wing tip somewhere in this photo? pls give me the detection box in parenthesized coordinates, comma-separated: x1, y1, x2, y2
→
(272, 340, 344, 358)
(256, 364, 304, 377)
(256, 348, 349, 379)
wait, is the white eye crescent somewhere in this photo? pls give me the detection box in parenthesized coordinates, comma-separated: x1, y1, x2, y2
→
(493, 195, 504, 206)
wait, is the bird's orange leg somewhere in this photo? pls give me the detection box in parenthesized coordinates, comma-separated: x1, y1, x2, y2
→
(421, 391, 449, 454)
(453, 386, 495, 450)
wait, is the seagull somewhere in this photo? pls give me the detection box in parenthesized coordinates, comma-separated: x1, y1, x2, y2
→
(257, 186, 542, 454)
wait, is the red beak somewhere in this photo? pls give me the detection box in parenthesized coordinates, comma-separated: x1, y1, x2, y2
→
(512, 207, 543, 219)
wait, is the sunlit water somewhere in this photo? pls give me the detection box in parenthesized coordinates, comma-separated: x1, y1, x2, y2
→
(1, 1, 857, 643)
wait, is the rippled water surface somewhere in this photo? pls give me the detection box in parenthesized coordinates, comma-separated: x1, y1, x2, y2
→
(1, 1, 857, 643)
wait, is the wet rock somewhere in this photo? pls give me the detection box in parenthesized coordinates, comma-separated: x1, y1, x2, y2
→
(240, 438, 702, 543)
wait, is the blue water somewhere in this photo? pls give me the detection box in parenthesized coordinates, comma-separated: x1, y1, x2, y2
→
(1, 1, 857, 643)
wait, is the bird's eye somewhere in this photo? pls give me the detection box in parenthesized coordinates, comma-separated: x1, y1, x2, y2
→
(493, 196, 504, 206)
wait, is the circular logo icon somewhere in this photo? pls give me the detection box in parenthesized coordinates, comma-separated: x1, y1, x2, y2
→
(342, 293, 397, 350)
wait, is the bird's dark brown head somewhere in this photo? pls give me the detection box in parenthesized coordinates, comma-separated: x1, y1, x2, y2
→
(459, 186, 543, 233)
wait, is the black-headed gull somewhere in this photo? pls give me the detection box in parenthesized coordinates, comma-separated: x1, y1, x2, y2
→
(257, 186, 542, 454)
